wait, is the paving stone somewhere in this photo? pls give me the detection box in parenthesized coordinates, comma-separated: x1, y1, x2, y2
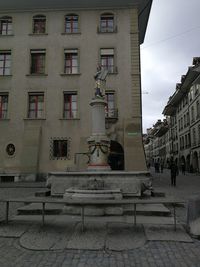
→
(20, 221, 77, 250)
(67, 222, 107, 250)
(144, 224, 193, 242)
(0, 221, 28, 237)
(106, 223, 146, 251)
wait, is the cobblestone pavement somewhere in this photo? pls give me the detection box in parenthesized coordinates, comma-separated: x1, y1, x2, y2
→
(151, 168, 200, 224)
(0, 237, 200, 267)
(0, 173, 200, 267)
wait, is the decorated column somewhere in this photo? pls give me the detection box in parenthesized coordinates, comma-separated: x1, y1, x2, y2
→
(87, 69, 111, 171)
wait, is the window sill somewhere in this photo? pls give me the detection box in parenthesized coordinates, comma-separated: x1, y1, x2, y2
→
(26, 74, 48, 77)
(59, 118, 80, 120)
(60, 73, 81, 76)
(0, 118, 10, 121)
(61, 32, 81, 35)
(97, 30, 117, 34)
(29, 33, 48, 36)
(51, 157, 69, 160)
(0, 75, 12, 77)
(24, 118, 46, 120)
(0, 34, 14, 37)
(108, 71, 118, 75)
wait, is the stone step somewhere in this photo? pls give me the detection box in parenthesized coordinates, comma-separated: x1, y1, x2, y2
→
(18, 203, 64, 215)
(35, 189, 51, 197)
(124, 203, 171, 216)
(17, 202, 171, 217)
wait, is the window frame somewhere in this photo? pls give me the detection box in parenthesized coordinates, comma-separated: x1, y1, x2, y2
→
(193, 128, 196, 146)
(27, 92, 44, 119)
(100, 48, 116, 74)
(0, 50, 11, 76)
(105, 91, 116, 118)
(99, 13, 115, 33)
(32, 14, 46, 34)
(0, 93, 9, 119)
(196, 100, 200, 118)
(0, 16, 13, 35)
(65, 14, 79, 34)
(64, 49, 79, 74)
(50, 137, 71, 160)
(63, 91, 78, 119)
(30, 49, 46, 75)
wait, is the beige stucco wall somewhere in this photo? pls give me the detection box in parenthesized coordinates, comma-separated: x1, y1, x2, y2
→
(0, 7, 146, 178)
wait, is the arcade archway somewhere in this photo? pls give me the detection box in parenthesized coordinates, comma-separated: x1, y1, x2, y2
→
(186, 154, 190, 172)
(108, 141, 124, 170)
(193, 151, 199, 172)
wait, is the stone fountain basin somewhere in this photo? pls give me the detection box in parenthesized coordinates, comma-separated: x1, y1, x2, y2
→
(47, 171, 151, 197)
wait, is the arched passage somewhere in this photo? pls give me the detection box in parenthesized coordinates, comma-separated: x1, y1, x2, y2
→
(186, 154, 190, 172)
(193, 151, 199, 172)
(108, 140, 124, 170)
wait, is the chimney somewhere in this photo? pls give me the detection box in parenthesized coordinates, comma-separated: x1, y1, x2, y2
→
(192, 57, 200, 66)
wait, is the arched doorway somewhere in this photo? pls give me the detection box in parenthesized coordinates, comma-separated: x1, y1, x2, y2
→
(193, 151, 199, 172)
(108, 140, 124, 170)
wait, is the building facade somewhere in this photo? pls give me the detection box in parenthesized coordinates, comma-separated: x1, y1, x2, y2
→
(145, 58, 200, 173)
(0, 0, 152, 181)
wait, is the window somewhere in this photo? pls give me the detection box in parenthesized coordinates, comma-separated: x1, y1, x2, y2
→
(28, 93, 44, 118)
(187, 112, 190, 126)
(64, 49, 79, 74)
(185, 135, 187, 148)
(191, 106, 195, 122)
(188, 133, 191, 147)
(65, 14, 79, 33)
(198, 125, 200, 144)
(193, 128, 196, 146)
(100, 48, 114, 73)
(190, 86, 194, 101)
(30, 49, 46, 74)
(63, 92, 78, 119)
(53, 139, 68, 158)
(105, 92, 116, 118)
(184, 114, 186, 127)
(33, 15, 46, 34)
(196, 100, 200, 118)
(180, 117, 183, 130)
(100, 13, 114, 33)
(195, 84, 199, 96)
(0, 16, 12, 35)
(0, 51, 11, 76)
(0, 94, 8, 119)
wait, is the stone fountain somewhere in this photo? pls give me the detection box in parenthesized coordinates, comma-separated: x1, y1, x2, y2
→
(47, 68, 152, 213)
(63, 69, 123, 206)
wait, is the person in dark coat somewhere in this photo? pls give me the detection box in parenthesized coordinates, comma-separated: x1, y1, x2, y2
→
(170, 162, 178, 186)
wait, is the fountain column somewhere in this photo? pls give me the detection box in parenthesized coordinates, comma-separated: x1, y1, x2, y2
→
(87, 70, 111, 171)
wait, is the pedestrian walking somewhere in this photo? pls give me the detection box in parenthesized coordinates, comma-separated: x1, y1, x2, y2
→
(170, 162, 178, 186)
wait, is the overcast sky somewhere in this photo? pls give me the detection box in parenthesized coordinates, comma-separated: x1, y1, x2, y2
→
(141, 0, 200, 133)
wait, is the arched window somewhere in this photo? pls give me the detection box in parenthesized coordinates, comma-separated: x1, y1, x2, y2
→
(33, 15, 46, 34)
(65, 14, 79, 33)
(100, 13, 114, 33)
(0, 16, 12, 35)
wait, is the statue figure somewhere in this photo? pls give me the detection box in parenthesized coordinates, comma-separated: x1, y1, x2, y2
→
(94, 66, 108, 97)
